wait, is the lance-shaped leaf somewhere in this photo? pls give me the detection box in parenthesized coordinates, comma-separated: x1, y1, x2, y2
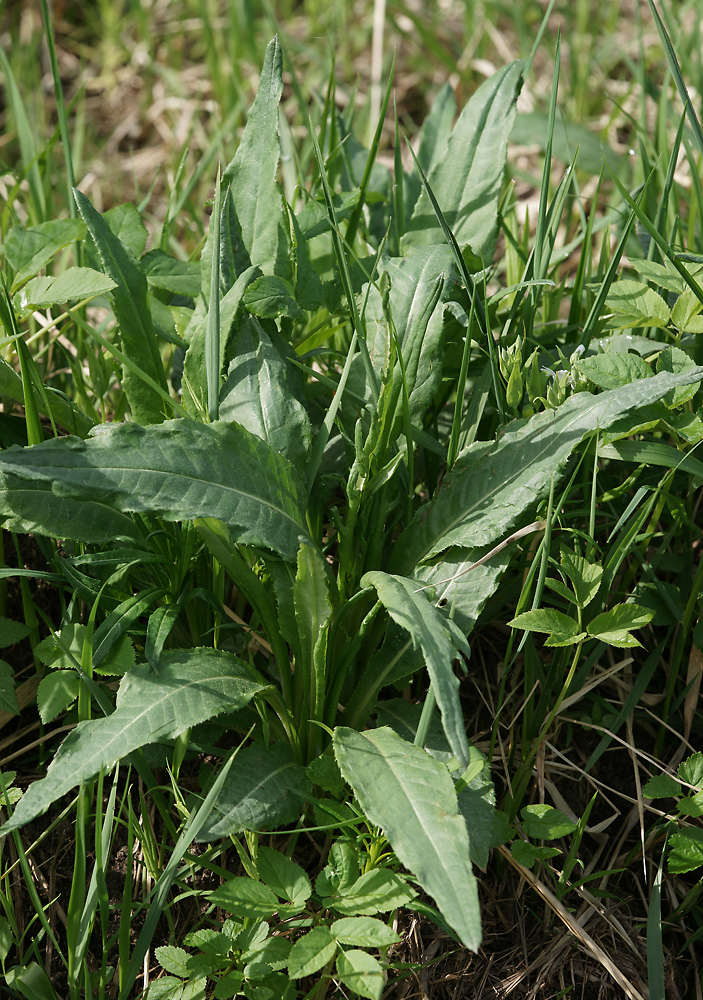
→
(0, 419, 309, 561)
(402, 62, 523, 260)
(392, 368, 703, 574)
(196, 742, 310, 840)
(220, 316, 311, 465)
(2, 649, 269, 832)
(74, 188, 169, 425)
(376, 699, 495, 871)
(402, 83, 457, 228)
(333, 726, 481, 951)
(221, 37, 292, 280)
(361, 572, 470, 769)
(344, 549, 507, 731)
(0, 471, 142, 543)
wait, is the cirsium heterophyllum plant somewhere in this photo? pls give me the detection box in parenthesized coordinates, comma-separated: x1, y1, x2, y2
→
(1, 37, 703, 971)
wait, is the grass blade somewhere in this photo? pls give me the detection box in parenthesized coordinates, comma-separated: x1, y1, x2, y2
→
(206, 167, 222, 422)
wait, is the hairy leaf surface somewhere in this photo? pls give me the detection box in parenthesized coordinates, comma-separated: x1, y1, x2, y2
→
(2, 650, 269, 831)
(197, 742, 310, 840)
(0, 419, 309, 560)
(376, 699, 495, 870)
(334, 726, 481, 950)
(221, 37, 291, 280)
(402, 62, 523, 260)
(0, 471, 142, 542)
(392, 369, 703, 573)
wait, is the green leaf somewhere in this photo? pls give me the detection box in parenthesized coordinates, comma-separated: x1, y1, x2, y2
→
(671, 289, 703, 332)
(677, 791, 703, 818)
(0, 661, 18, 716)
(242, 934, 291, 972)
(330, 917, 400, 949)
(243, 276, 305, 320)
(221, 37, 291, 281)
(511, 111, 623, 175)
(361, 572, 470, 768)
(628, 258, 692, 293)
(345, 247, 457, 424)
(521, 804, 577, 840)
(219, 317, 311, 466)
(196, 742, 310, 840)
(15, 268, 116, 310)
(6, 962, 67, 1000)
(509, 608, 580, 637)
(95, 202, 149, 258)
(336, 949, 385, 1000)
(156, 946, 191, 978)
(0, 419, 309, 561)
(402, 62, 523, 260)
(287, 926, 337, 979)
(2, 649, 268, 832)
(559, 549, 603, 608)
(73, 188, 169, 425)
(142, 250, 201, 297)
(604, 279, 670, 329)
(599, 440, 703, 483)
(586, 603, 653, 647)
(322, 868, 415, 916)
(145, 977, 186, 999)
(182, 265, 259, 418)
(577, 352, 652, 390)
(334, 726, 481, 950)
(36, 670, 80, 724)
(0, 617, 32, 648)
(510, 841, 561, 869)
(255, 847, 311, 906)
(679, 752, 703, 789)
(643, 774, 681, 799)
(391, 369, 703, 572)
(455, 757, 496, 872)
(213, 973, 245, 999)
(294, 538, 333, 724)
(411, 544, 511, 638)
(402, 83, 456, 223)
(316, 840, 362, 898)
(0, 469, 142, 543)
(4, 218, 86, 289)
(35, 623, 86, 670)
(657, 345, 700, 407)
(209, 878, 279, 920)
(373, 698, 495, 869)
(306, 752, 346, 798)
(668, 828, 703, 874)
